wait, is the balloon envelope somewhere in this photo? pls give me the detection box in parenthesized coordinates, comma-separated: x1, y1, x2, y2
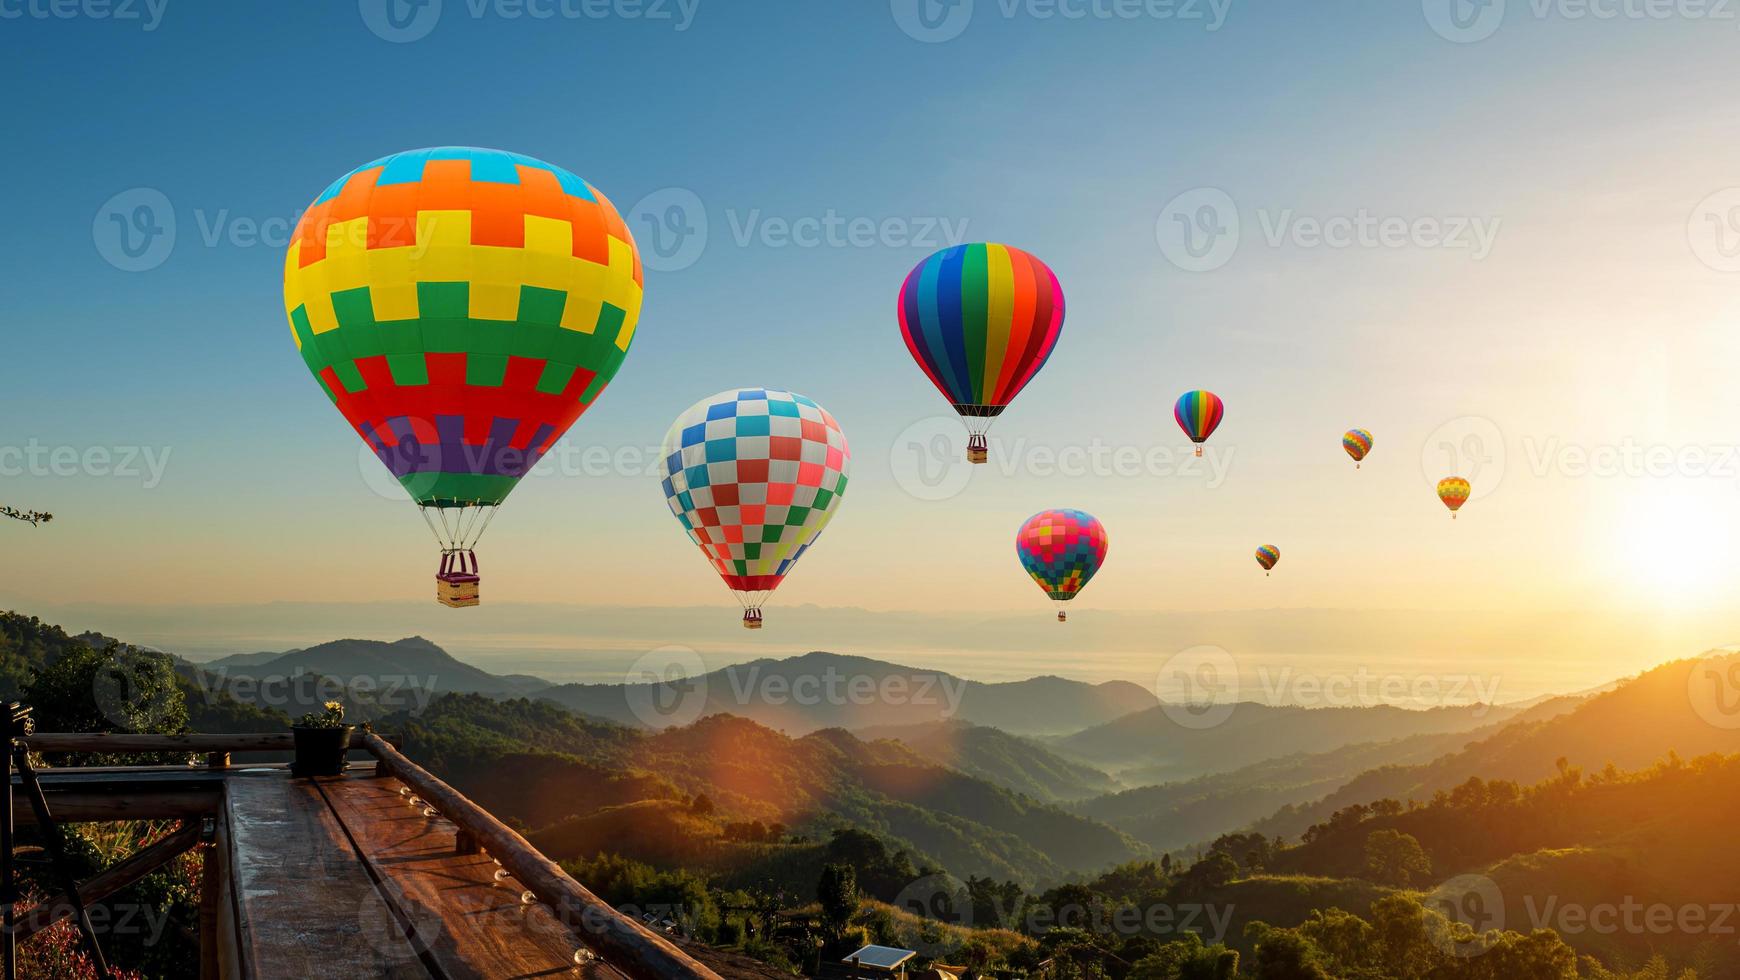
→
(1343, 428, 1373, 463)
(1255, 544, 1280, 571)
(660, 388, 850, 604)
(283, 146, 643, 508)
(1174, 390, 1225, 445)
(1437, 476, 1470, 514)
(1016, 509, 1109, 602)
(898, 243, 1064, 423)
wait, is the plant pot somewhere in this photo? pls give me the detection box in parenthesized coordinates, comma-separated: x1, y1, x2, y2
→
(290, 724, 355, 777)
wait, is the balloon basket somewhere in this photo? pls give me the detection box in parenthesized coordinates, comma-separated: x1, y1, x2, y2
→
(1193, 446, 1203, 457)
(742, 609, 763, 630)
(967, 435, 988, 465)
(437, 550, 480, 608)
(1056, 610, 1067, 623)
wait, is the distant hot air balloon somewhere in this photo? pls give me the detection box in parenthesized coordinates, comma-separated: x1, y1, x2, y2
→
(1174, 390, 1225, 457)
(1255, 544, 1279, 576)
(660, 388, 850, 628)
(1016, 509, 1108, 623)
(1437, 477, 1470, 518)
(282, 147, 643, 607)
(1343, 429, 1373, 468)
(898, 243, 1065, 465)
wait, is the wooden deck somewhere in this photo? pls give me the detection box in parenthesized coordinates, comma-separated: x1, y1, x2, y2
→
(221, 766, 620, 979)
(15, 734, 734, 980)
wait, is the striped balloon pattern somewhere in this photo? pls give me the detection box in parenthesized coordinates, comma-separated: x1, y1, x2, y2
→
(1016, 509, 1109, 602)
(1437, 477, 1471, 516)
(660, 388, 850, 607)
(283, 147, 643, 509)
(897, 243, 1065, 428)
(1255, 544, 1280, 572)
(1343, 428, 1373, 465)
(1174, 390, 1225, 445)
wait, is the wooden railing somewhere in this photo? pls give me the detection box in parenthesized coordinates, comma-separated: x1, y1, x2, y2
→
(17, 732, 723, 980)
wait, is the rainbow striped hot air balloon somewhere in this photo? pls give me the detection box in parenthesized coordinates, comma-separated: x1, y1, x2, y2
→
(1016, 509, 1108, 623)
(1343, 429, 1373, 468)
(1437, 477, 1471, 519)
(898, 244, 1064, 464)
(282, 147, 643, 607)
(1174, 390, 1225, 457)
(1255, 544, 1279, 576)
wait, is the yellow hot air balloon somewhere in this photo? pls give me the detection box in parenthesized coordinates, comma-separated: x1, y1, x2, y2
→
(1437, 477, 1470, 518)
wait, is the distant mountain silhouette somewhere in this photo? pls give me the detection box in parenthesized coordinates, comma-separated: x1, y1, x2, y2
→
(1243, 652, 1740, 843)
(1057, 699, 1526, 781)
(201, 636, 552, 698)
(538, 651, 1157, 736)
(854, 720, 1120, 802)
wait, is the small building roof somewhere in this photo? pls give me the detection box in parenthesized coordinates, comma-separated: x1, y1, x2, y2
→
(842, 944, 918, 971)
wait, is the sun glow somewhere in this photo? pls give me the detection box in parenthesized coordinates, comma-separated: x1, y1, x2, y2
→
(1610, 482, 1733, 608)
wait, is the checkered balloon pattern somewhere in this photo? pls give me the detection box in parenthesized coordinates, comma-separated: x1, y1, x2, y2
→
(660, 389, 851, 601)
(1016, 509, 1109, 601)
(283, 147, 643, 508)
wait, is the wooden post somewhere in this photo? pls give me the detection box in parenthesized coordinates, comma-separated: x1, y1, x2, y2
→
(454, 829, 479, 855)
(199, 816, 220, 980)
(205, 752, 229, 770)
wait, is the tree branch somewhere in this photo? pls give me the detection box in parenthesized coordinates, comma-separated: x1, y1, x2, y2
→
(1, 506, 53, 526)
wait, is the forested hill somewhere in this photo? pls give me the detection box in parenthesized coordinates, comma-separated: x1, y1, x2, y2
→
(385, 692, 1147, 886)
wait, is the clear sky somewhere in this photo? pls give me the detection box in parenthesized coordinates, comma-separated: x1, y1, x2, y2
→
(4, 1, 1740, 690)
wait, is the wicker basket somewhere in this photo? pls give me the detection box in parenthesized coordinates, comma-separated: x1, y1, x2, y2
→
(437, 550, 481, 608)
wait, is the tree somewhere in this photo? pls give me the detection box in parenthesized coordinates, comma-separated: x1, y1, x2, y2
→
(816, 863, 859, 941)
(1364, 829, 1432, 887)
(689, 793, 716, 817)
(26, 642, 187, 765)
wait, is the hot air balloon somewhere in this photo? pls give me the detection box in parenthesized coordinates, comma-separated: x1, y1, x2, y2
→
(1255, 544, 1279, 576)
(1343, 429, 1372, 468)
(660, 388, 850, 628)
(898, 244, 1065, 465)
(1174, 390, 1225, 457)
(1437, 477, 1470, 518)
(1016, 509, 1108, 623)
(282, 147, 643, 607)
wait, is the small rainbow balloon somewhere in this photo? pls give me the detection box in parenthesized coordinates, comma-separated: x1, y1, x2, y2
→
(1255, 544, 1279, 575)
(1343, 428, 1373, 467)
(1437, 477, 1470, 519)
(1016, 509, 1108, 623)
(1174, 390, 1224, 457)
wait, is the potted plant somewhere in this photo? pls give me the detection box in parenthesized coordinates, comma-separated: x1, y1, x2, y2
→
(291, 700, 354, 777)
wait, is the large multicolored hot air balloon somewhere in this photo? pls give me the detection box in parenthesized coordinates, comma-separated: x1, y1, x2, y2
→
(898, 243, 1065, 464)
(283, 147, 643, 607)
(1437, 477, 1470, 518)
(660, 388, 850, 628)
(1174, 390, 1225, 457)
(1016, 509, 1108, 623)
(1343, 429, 1373, 468)
(1255, 544, 1279, 575)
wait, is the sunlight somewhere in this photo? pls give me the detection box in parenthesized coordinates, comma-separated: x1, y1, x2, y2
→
(1610, 481, 1734, 608)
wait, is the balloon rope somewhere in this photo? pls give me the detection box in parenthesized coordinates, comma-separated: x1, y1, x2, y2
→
(464, 505, 498, 551)
(419, 506, 447, 551)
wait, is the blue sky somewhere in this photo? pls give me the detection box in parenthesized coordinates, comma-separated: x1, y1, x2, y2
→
(4, 1, 1740, 681)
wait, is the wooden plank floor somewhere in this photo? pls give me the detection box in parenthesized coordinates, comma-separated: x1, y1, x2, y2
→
(226, 769, 624, 979)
